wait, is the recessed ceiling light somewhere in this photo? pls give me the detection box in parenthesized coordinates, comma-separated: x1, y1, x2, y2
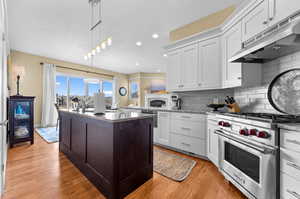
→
(136, 62, 140, 66)
(136, 41, 142, 46)
(156, 69, 161, 72)
(84, 55, 88, 60)
(163, 54, 168, 57)
(87, 53, 92, 58)
(152, 33, 159, 39)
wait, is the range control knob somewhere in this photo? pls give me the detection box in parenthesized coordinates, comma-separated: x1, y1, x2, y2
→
(239, 129, 249, 136)
(257, 131, 269, 138)
(218, 121, 224, 126)
(249, 129, 257, 136)
(222, 122, 231, 127)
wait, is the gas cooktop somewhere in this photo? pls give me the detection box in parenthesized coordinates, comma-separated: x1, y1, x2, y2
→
(221, 112, 300, 123)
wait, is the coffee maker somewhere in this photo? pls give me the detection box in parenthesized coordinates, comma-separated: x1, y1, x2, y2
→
(171, 94, 182, 110)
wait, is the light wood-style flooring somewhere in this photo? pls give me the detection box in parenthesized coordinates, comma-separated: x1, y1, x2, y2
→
(3, 133, 246, 199)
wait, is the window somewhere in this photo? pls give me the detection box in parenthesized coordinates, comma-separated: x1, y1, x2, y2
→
(55, 74, 114, 109)
(130, 81, 139, 99)
(56, 75, 68, 109)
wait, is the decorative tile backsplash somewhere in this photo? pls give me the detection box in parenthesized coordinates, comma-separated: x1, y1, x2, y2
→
(234, 51, 300, 113)
(177, 89, 234, 111)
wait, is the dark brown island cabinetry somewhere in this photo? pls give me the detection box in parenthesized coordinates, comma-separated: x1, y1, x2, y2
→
(59, 110, 154, 199)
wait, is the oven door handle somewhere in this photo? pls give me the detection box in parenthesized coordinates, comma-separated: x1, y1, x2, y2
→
(215, 130, 276, 154)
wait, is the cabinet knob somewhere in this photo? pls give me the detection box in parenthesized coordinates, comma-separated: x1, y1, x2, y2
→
(237, 77, 242, 80)
(198, 83, 202, 86)
(263, 20, 268, 25)
(269, 17, 273, 21)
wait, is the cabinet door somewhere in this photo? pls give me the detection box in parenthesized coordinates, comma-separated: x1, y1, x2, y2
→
(242, 0, 269, 42)
(198, 37, 222, 89)
(60, 113, 71, 149)
(207, 121, 219, 167)
(268, 0, 300, 26)
(181, 44, 198, 90)
(71, 116, 86, 160)
(166, 50, 181, 91)
(157, 112, 170, 146)
(222, 21, 243, 88)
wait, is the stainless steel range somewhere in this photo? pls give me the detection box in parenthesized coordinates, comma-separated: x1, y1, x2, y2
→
(215, 112, 300, 199)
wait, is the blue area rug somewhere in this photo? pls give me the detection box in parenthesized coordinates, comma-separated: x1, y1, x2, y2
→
(36, 127, 59, 143)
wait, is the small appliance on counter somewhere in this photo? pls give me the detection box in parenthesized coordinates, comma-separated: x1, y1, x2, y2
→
(144, 93, 180, 110)
(171, 94, 182, 110)
(94, 92, 105, 115)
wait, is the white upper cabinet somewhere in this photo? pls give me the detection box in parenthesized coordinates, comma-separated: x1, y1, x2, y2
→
(242, 0, 269, 42)
(198, 37, 222, 89)
(181, 44, 198, 90)
(222, 21, 243, 88)
(222, 21, 262, 88)
(166, 50, 181, 91)
(268, 0, 300, 26)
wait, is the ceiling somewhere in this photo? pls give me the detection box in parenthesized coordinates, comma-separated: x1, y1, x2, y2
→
(7, 0, 244, 74)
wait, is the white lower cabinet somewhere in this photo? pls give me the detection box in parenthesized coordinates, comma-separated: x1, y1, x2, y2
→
(169, 113, 206, 156)
(280, 128, 300, 199)
(206, 117, 219, 167)
(157, 112, 170, 146)
(170, 133, 206, 156)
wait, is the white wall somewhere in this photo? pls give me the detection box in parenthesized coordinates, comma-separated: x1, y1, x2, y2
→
(234, 51, 300, 113)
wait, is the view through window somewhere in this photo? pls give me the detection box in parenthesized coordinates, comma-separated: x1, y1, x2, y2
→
(56, 75, 113, 109)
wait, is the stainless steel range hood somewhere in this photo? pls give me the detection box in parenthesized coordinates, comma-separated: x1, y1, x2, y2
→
(229, 16, 300, 63)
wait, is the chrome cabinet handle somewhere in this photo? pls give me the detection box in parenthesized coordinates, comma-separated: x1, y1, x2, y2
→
(286, 162, 300, 171)
(287, 189, 300, 199)
(181, 127, 191, 131)
(0, 120, 8, 127)
(181, 142, 191, 146)
(286, 139, 300, 146)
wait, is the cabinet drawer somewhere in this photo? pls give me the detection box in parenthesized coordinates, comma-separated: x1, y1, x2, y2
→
(281, 148, 300, 182)
(170, 133, 206, 156)
(281, 172, 300, 199)
(280, 129, 300, 153)
(170, 120, 205, 139)
(170, 112, 206, 122)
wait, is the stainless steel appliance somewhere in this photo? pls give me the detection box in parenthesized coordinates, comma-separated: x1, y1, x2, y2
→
(215, 113, 300, 199)
(145, 94, 179, 109)
(230, 12, 300, 63)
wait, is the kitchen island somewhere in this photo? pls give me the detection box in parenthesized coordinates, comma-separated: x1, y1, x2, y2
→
(59, 110, 154, 199)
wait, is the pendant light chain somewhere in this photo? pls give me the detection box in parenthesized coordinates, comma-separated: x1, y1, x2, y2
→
(84, 0, 112, 62)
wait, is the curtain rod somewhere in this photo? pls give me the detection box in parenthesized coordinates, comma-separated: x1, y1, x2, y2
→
(40, 62, 114, 78)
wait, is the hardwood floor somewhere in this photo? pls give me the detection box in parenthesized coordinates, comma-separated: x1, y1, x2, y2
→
(3, 133, 247, 199)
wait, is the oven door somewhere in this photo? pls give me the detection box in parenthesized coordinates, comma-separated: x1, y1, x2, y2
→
(216, 130, 277, 199)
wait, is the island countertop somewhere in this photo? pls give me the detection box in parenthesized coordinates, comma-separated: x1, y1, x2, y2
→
(60, 109, 154, 123)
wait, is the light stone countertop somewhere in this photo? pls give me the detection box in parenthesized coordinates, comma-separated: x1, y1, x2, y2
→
(60, 109, 154, 123)
(121, 106, 207, 114)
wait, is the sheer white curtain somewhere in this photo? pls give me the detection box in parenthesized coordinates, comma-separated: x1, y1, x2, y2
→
(41, 63, 57, 127)
(112, 77, 119, 108)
